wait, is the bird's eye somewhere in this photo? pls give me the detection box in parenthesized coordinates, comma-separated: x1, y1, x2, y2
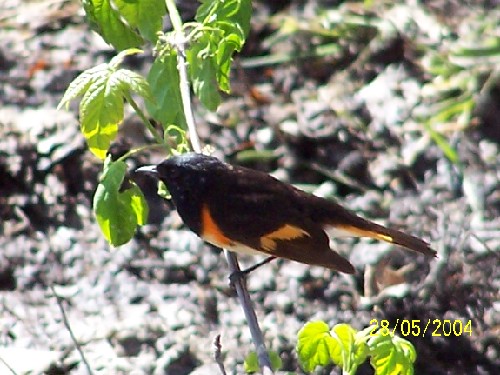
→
(169, 167, 180, 179)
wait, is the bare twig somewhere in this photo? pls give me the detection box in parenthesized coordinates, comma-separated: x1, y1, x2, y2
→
(0, 355, 17, 375)
(49, 284, 94, 375)
(213, 334, 227, 375)
(225, 253, 273, 373)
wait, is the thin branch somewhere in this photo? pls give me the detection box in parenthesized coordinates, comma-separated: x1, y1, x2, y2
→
(125, 93, 168, 150)
(49, 284, 94, 375)
(0, 356, 17, 375)
(213, 334, 227, 375)
(173, 35, 202, 153)
(225, 253, 274, 373)
(165, 0, 183, 32)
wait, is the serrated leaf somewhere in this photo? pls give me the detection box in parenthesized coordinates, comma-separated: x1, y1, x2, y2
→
(93, 157, 149, 246)
(112, 0, 165, 43)
(79, 73, 124, 159)
(194, 0, 251, 95)
(58, 63, 109, 110)
(196, 0, 251, 37)
(194, 0, 212, 22)
(215, 23, 245, 92)
(113, 69, 154, 103)
(368, 333, 416, 375)
(83, 0, 143, 50)
(331, 323, 368, 372)
(393, 336, 417, 364)
(60, 49, 149, 159)
(109, 48, 144, 69)
(331, 324, 357, 366)
(146, 54, 186, 127)
(297, 321, 338, 372)
(187, 38, 221, 110)
(229, 0, 252, 37)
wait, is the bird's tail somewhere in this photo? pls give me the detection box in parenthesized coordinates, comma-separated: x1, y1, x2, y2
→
(314, 198, 436, 257)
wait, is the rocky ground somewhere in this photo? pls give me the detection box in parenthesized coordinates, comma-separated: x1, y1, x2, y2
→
(0, 0, 499, 374)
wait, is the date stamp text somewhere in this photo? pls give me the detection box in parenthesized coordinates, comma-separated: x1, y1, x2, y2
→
(369, 319, 473, 337)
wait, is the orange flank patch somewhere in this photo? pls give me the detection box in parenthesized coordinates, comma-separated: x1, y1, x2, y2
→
(260, 224, 310, 252)
(201, 204, 233, 247)
(336, 224, 393, 243)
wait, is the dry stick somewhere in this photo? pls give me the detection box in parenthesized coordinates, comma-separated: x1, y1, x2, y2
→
(49, 284, 94, 375)
(225, 253, 273, 375)
(164, 1, 272, 372)
(213, 334, 227, 375)
(0, 356, 17, 375)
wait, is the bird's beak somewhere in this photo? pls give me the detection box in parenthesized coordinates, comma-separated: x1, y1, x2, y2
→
(135, 165, 158, 175)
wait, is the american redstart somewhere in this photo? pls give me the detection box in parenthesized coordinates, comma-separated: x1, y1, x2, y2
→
(136, 153, 436, 274)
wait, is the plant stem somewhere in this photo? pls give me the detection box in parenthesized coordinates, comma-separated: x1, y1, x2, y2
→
(225, 253, 274, 374)
(165, 0, 183, 32)
(50, 284, 94, 375)
(125, 93, 168, 149)
(174, 36, 202, 153)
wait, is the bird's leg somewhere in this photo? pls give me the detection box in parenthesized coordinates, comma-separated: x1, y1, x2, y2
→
(229, 256, 276, 286)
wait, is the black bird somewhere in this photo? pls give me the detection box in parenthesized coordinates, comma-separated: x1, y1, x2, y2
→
(136, 153, 436, 274)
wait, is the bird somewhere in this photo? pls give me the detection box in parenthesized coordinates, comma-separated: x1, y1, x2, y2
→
(135, 152, 436, 274)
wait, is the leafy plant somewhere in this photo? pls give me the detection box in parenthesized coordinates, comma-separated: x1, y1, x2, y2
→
(297, 321, 416, 375)
(58, 0, 251, 245)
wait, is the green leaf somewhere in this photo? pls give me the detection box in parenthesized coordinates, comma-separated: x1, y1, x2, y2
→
(244, 351, 283, 373)
(157, 180, 171, 200)
(243, 352, 259, 373)
(57, 63, 109, 110)
(109, 48, 144, 69)
(113, 0, 166, 44)
(58, 49, 149, 159)
(331, 324, 356, 366)
(113, 69, 154, 103)
(269, 351, 283, 372)
(187, 36, 222, 110)
(393, 336, 417, 364)
(422, 121, 460, 165)
(146, 54, 186, 127)
(193, 0, 251, 96)
(452, 37, 500, 58)
(368, 333, 416, 375)
(196, 0, 251, 37)
(164, 124, 190, 154)
(79, 71, 124, 159)
(297, 321, 338, 372)
(83, 0, 144, 50)
(330, 323, 368, 373)
(93, 157, 148, 246)
(215, 22, 245, 92)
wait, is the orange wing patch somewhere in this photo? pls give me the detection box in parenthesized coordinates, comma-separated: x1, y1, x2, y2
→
(260, 224, 310, 252)
(335, 224, 393, 243)
(201, 204, 233, 247)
